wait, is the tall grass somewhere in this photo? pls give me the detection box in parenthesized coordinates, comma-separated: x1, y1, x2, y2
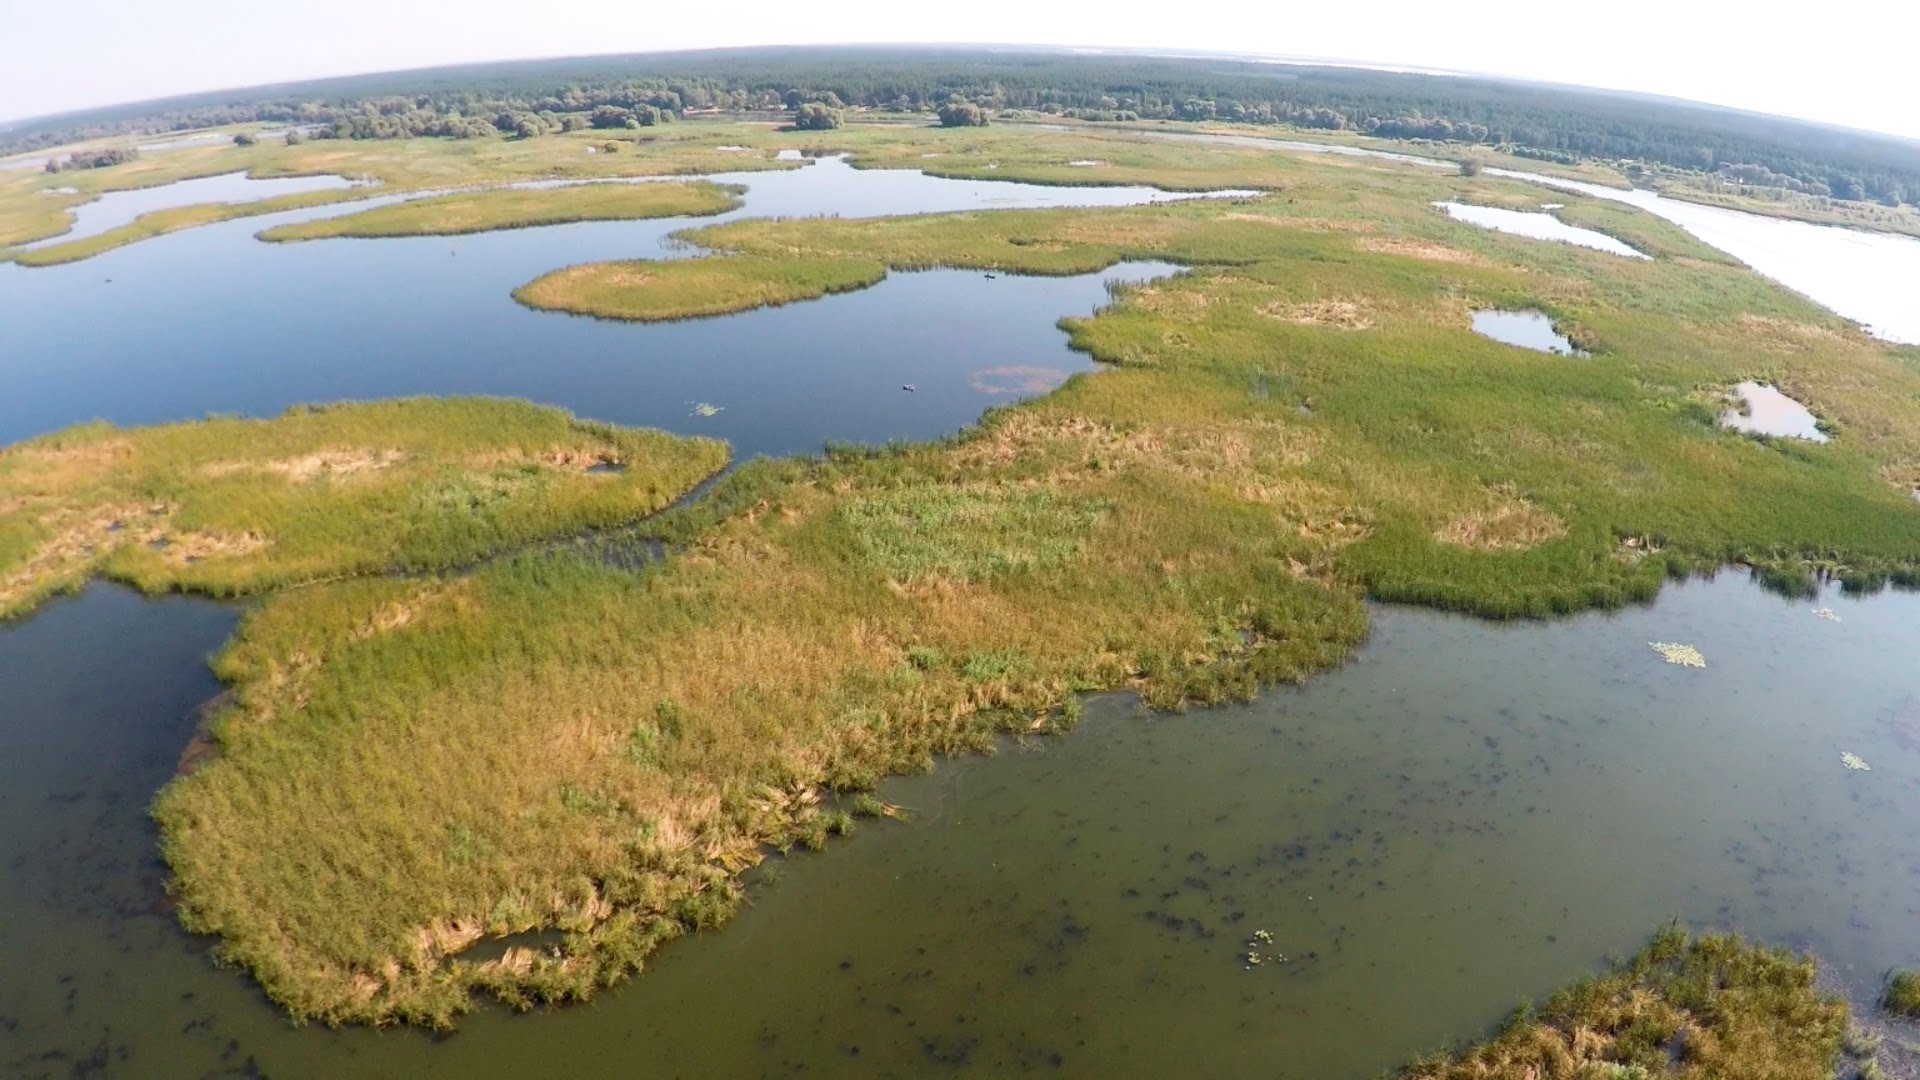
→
(0, 397, 726, 618)
(1400, 928, 1848, 1078)
(141, 126, 1920, 1029)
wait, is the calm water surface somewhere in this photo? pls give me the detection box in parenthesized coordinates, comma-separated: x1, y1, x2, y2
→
(1470, 309, 1587, 356)
(19, 171, 363, 249)
(1434, 200, 1649, 258)
(7, 573, 1920, 1077)
(5, 144, 1920, 1078)
(1722, 381, 1830, 442)
(0, 156, 1232, 458)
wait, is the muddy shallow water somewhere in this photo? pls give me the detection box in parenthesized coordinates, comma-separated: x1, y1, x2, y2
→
(6, 571, 1920, 1077)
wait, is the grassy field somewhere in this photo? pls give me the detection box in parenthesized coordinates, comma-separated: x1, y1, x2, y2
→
(0, 116, 1912, 1034)
(257, 180, 744, 241)
(0, 398, 726, 619)
(1399, 928, 1853, 1079)
(515, 252, 886, 320)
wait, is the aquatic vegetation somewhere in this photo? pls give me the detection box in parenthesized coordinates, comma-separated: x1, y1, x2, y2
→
(256, 180, 744, 241)
(117, 122, 1920, 1025)
(1842, 752, 1871, 772)
(689, 402, 723, 418)
(0, 398, 726, 618)
(966, 365, 1070, 396)
(1, 127, 800, 262)
(1399, 928, 1848, 1078)
(9, 187, 373, 267)
(1649, 642, 1706, 668)
(1886, 970, 1920, 1019)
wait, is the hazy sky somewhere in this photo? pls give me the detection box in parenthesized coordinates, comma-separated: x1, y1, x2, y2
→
(1, 1, 1913, 138)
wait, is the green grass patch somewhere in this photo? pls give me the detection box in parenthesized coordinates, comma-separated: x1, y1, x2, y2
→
(257, 180, 743, 242)
(1885, 970, 1920, 1019)
(0, 397, 726, 618)
(1400, 928, 1848, 1078)
(513, 253, 887, 321)
(8, 188, 376, 266)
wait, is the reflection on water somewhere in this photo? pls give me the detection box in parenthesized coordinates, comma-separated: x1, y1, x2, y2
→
(1435, 201, 1649, 258)
(7, 572, 1920, 1076)
(1471, 309, 1588, 356)
(18, 171, 363, 249)
(1722, 381, 1829, 442)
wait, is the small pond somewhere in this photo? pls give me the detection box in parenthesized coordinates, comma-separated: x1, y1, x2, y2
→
(1471, 309, 1588, 355)
(1434, 201, 1649, 258)
(1721, 381, 1829, 442)
(18, 170, 364, 249)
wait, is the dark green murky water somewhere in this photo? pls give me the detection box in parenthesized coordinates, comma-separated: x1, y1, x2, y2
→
(6, 570, 1916, 1077)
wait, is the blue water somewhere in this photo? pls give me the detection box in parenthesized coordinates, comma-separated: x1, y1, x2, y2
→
(19, 170, 363, 248)
(0, 156, 1227, 459)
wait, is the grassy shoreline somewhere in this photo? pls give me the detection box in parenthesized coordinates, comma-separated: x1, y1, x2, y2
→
(0, 397, 726, 619)
(1399, 928, 1853, 1078)
(8, 187, 379, 266)
(258, 180, 745, 242)
(514, 253, 888, 320)
(0, 127, 798, 263)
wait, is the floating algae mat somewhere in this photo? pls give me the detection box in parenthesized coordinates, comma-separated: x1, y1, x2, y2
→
(1649, 641, 1706, 667)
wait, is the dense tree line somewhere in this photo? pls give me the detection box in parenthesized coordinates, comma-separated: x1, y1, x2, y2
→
(8, 48, 1919, 206)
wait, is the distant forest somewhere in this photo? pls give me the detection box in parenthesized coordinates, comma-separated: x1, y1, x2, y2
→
(8, 47, 1919, 206)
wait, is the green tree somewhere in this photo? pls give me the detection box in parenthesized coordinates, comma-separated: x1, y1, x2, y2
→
(233, 131, 258, 146)
(937, 101, 988, 128)
(793, 102, 843, 131)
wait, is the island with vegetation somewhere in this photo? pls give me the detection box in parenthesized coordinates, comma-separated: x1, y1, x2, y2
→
(257, 179, 744, 241)
(5, 48, 1920, 1074)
